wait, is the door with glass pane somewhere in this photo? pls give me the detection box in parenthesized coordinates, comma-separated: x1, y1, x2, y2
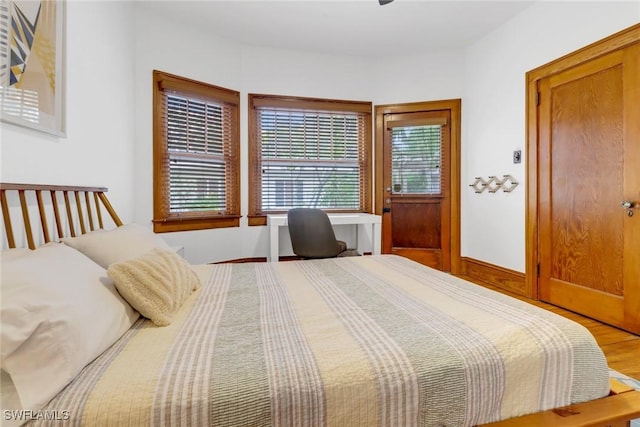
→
(382, 110, 451, 270)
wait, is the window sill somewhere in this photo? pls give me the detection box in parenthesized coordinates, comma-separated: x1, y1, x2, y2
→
(153, 215, 240, 233)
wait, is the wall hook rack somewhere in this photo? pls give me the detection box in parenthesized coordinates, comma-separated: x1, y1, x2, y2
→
(470, 175, 519, 193)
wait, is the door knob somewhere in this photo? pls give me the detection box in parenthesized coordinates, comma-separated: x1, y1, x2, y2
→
(621, 200, 635, 209)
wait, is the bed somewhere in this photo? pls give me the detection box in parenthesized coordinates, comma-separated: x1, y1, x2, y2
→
(1, 183, 639, 427)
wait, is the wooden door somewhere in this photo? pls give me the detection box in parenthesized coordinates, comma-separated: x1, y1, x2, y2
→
(538, 42, 640, 334)
(381, 110, 451, 270)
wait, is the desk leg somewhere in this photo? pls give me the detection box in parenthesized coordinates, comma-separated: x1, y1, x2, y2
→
(372, 222, 381, 255)
(269, 225, 279, 262)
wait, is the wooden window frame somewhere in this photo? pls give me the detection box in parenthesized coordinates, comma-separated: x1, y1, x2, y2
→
(152, 70, 240, 233)
(248, 94, 372, 226)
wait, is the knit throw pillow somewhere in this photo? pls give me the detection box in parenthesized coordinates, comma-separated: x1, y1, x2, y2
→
(107, 248, 201, 326)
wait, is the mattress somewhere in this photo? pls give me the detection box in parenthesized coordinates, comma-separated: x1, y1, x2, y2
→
(28, 255, 609, 426)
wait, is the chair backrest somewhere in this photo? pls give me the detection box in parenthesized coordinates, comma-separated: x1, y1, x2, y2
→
(287, 208, 342, 259)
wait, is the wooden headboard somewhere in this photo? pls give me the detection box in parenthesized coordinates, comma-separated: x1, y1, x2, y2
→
(0, 183, 123, 250)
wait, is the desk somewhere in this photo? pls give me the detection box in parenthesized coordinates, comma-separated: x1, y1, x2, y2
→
(267, 213, 382, 262)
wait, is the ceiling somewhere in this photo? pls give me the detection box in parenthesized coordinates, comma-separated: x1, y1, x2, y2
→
(138, 0, 536, 58)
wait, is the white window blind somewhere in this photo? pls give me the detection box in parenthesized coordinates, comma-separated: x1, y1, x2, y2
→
(256, 108, 367, 211)
(165, 94, 230, 213)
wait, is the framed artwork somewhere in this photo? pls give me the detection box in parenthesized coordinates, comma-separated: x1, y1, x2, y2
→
(0, 0, 66, 136)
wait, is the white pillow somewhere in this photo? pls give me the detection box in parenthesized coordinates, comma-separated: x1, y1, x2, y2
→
(0, 243, 139, 413)
(61, 223, 172, 268)
(0, 248, 32, 262)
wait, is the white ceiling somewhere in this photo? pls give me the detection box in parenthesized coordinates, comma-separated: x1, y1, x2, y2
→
(138, 0, 536, 58)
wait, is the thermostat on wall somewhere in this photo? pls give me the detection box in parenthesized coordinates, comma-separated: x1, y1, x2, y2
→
(513, 150, 522, 164)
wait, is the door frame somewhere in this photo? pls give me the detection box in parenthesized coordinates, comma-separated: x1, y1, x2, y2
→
(525, 24, 640, 300)
(374, 99, 462, 274)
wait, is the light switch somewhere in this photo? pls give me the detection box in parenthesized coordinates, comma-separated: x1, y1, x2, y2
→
(513, 150, 522, 164)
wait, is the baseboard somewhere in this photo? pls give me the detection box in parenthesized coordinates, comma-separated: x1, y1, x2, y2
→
(212, 256, 300, 264)
(460, 257, 527, 297)
(217, 253, 372, 264)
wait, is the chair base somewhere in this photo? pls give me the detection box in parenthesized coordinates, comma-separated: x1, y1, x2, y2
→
(338, 249, 361, 257)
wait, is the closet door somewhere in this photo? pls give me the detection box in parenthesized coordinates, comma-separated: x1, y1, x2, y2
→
(537, 43, 640, 334)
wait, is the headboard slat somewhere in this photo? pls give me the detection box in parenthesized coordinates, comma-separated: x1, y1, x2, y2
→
(94, 192, 104, 229)
(0, 183, 122, 250)
(98, 193, 123, 227)
(74, 192, 86, 235)
(85, 192, 95, 231)
(63, 191, 76, 237)
(1, 190, 16, 249)
(35, 190, 51, 244)
(51, 190, 64, 239)
(18, 190, 36, 250)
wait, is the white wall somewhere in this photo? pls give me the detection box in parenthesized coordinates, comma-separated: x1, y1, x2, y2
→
(371, 50, 465, 105)
(0, 1, 136, 225)
(132, 7, 465, 264)
(3, 1, 637, 269)
(461, 1, 639, 272)
(145, 0, 636, 267)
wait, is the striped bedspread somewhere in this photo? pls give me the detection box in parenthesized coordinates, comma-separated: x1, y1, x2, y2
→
(31, 255, 609, 426)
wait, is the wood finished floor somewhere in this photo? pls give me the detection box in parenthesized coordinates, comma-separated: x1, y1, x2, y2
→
(457, 275, 640, 380)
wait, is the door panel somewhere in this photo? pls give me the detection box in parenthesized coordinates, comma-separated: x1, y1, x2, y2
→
(382, 110, 450, 270)
(538, 43, 640, 333)
(390, 198, 442, 266)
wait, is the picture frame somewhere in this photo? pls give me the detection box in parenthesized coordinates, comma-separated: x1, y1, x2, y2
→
(0, 0, 66, 136)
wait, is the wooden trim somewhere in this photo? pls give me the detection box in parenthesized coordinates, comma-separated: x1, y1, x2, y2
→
(0, 183, 108, 192)
(479, 390, 640, 427)
(0, 183, 122, 248)
(211, 254, 378, 264)
(374, 99, 462, 274)
(155, 69, 240, 105)
(527, 24, 640, 82)
(610, 378, 636, 396)
(247, 93, 373, 223)
(250, 93, 372, 113)
(152, 70, 241, 233)
(460, 257, 527, 296)
(248, 215, 267, 226)
(213, 257, 268, 264)
(153, 216, 240, 233)
(526, 23, 640, 301)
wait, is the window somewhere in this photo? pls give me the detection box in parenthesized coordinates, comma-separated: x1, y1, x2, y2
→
(391, 124, 443, 195)
(248, 94, 372, 225)
(153, 70, 240, 232)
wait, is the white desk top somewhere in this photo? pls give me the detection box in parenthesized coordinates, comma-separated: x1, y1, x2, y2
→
(267, 212, 381, 226)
